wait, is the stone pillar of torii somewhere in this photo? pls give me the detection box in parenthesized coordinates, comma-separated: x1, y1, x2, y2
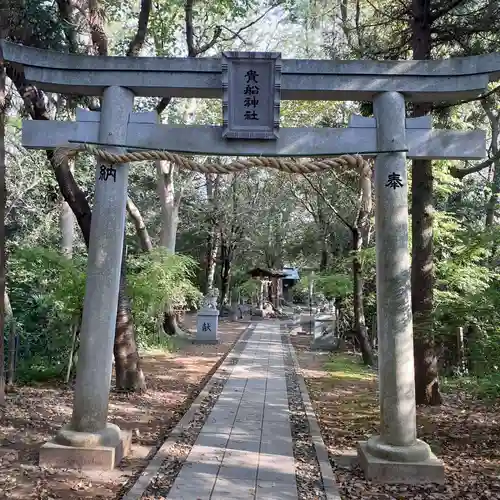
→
(2, 40, 498, 482)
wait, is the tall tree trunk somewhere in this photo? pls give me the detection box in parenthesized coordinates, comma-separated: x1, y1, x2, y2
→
(352, 227, 374, 366)
(157, 160, 184, 335)
(155, 99, 198, 252)
(114, 240, 146, 391)
(157, 160, 178, 252)
(0, 62, 5, 405)
(204, 172, 220, 293)
(317, 198, 329, 271)
(127, 196, 153, 251)
(482, 99, 500, 228)
(5, 290, 16, 387)
(165, 203, 179, 253)
(205, 231, 219, 293)
(412, 151, 441, 405)
(60, 161, 75, 257)
(60, 199, 75, 257)
(320, 233, 329, 271)
(219, 237, 232, 307)
(219, 177, 241, 307)
(485, 161, 500, 227)
(410, 0, 441, 405)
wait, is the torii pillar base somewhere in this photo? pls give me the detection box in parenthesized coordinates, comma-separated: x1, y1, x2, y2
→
(357, 441, 444, 485)
(39, 423, 132, 470)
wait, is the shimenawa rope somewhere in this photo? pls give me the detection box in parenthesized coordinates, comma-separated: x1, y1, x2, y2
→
(54, 143, 369, 176)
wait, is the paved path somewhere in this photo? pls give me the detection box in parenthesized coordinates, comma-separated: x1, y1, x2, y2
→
(167, 322, 298, 500)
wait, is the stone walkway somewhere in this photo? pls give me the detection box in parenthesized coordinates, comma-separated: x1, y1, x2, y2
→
(167, 322, 298, 499)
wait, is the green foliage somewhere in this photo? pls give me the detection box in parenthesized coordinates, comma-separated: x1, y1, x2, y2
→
(127, 249, 202, 346)
(315, 272, 352, 299)
(292, 274, 313, 303)
(325, 353, 375, 381)
(443, 372, 500, 400)
(7, 0, 68, 51)
(235, 278, 260, 298)
(7, 246, 204, 380)
(434, 211, 500, 376)
(8, 247, 86, 382)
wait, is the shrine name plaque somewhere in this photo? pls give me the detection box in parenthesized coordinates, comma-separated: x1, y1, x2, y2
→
(222, 51, 281, 140)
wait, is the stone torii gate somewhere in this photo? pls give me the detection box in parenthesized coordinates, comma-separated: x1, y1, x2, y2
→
(2, 40, 499, 483)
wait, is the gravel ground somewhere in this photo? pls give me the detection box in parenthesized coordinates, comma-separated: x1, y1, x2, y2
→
(132, 327, 328, 500)
(141, 377, 230, 499)
(140, 329, 253, 499)
(282, 333, 327, 500)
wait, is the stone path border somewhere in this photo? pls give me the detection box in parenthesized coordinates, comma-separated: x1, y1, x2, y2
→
(285, 333, 342, 500)
(122, 324, 255, 500)
(283, 332, 326, 499)
(123, 322, 341, 500)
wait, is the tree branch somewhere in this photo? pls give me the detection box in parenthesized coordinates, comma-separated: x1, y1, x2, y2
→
(301, 174, 354, 230)
(365, 0, 407, 23)
(88, 0, 108, 55)
(432, 22, 499, 44)
(450, 150, 500, 179)
(6, 177, 43, 218)
(429, 0, 467, 22)
(126, 196, 153, 251)
(288, 185, 317, 221)
(219, 4, 280, 42)
(185, 0, 223, 56)
(155, 97, 171, 115)
(56, 0, 79, 53)
(435, 83, 500, 110)
(194, 26, 222, 56)
(185, 0, 196, 57)
(127, 0, 153, 57)
(482, 98, 500, 156)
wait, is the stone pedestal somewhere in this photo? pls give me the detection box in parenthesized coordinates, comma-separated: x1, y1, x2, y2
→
(358, 441, 444, 484)
(194, 308, 220, 344)
(39, 86, 134, 470)
(40, 424, 131, 470)
(357, 91, 444, 484)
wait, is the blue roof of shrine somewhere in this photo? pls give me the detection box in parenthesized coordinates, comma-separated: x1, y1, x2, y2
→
(282, 267, 299, 280)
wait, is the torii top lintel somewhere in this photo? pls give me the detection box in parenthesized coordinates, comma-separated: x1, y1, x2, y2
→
(2, 41, 500, 102)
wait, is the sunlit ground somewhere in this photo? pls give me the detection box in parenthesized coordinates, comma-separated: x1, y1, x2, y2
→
(0, 315, 246, 499)
(291, 334, 500, 499)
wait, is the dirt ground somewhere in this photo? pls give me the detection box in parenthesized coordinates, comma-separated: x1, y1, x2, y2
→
(291, 334, 500, 499)
(0, 315, 248, 500)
